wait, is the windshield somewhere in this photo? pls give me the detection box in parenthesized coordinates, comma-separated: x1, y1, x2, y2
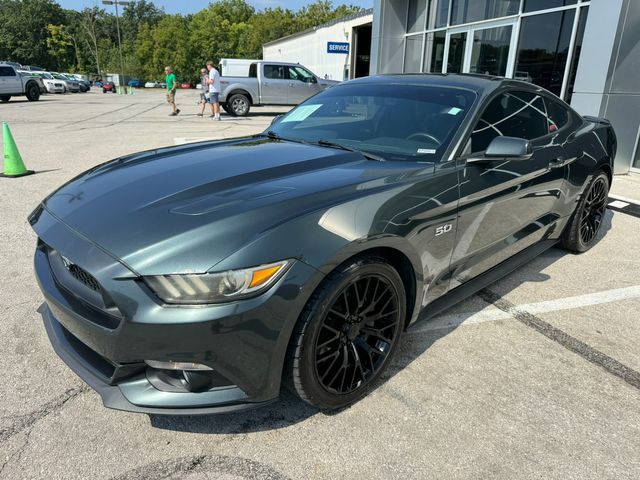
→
(269, 83, 476, 162)
(40, 72, 53, 79)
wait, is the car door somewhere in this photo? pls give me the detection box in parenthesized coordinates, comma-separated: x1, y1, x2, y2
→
(0, 65, 21, 94)
(286, 65, 324, 104)
(260, 64, 290, 104)
(449, 89, 568, 289)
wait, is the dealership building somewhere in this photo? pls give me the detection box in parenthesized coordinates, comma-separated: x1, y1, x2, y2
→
(370, 0, 640, 174)
(263, 10, 373, 81)
(263, 1, 639, 174)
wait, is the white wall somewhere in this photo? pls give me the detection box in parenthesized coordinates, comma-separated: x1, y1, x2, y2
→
(263, 14, 373, 81)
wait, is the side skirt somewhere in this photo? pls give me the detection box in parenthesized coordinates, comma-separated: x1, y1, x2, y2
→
(414, 239, 557, 324)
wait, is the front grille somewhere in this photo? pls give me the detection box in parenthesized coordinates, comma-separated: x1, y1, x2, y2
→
(62, 257, 101, 292)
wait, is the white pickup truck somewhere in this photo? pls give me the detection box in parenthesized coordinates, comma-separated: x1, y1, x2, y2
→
(0, 63, 45, 102)
(219, 61, 339, 117)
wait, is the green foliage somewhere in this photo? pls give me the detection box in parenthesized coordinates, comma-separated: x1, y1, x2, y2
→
(0, 0, 364, 80)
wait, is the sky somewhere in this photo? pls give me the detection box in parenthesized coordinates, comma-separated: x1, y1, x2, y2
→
(56, 0, 373, 15)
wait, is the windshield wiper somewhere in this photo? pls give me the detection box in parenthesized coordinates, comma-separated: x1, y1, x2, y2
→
(316, 139, 386, 162)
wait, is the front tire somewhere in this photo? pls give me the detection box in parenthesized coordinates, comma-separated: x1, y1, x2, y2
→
(560, 171, 610, 252)
(286, 255, 405, 409)
(228, 94, 250, 117)
(26, 83, 40, 101)
(0, 95, 10, 102)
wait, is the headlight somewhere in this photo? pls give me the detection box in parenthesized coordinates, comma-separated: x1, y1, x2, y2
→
(144, 260, 291, 304)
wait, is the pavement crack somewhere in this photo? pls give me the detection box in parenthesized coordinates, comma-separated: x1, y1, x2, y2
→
(477, 288, 640, 391)
(0, 384, 89, 445)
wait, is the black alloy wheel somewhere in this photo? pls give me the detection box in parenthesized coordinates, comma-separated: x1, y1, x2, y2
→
(287, 256, 406, 409)
(579, 176, 607, 244)
(561, 171, 610, 252)
(26, 83, 40, 101)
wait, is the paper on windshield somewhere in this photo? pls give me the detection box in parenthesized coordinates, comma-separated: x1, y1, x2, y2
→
(281, 104, 322, 122)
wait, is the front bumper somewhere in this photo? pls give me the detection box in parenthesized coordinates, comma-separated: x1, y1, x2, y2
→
(32, 209, 319, 414)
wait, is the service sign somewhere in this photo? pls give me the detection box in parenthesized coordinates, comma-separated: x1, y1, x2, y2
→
(327, 42, 350, 54)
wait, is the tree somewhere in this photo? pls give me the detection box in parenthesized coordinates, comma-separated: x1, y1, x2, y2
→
(46, 23, 72, 70)
(247, 7, 298, 58)
(0, 0, 65, 68)
(79, 7, 106, 76)
(296, 1, 363, 30)
(121, 0, 164, 44)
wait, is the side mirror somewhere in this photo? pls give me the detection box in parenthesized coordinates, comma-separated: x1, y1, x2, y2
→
(308, 76, 318, 84)
(467, 136, 533, 164)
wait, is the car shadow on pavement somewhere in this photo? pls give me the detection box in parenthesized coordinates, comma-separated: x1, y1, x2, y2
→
(148, 211, 613, 433)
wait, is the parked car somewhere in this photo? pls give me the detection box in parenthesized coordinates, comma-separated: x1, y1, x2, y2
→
(158, 82, 167, 89)
(50, 72, 80, 93)
(180, 82, 191, 89)
(102, 81, 116, 93)
(63, 73, 90, 92)
(0, 64, 44, 101)
(95, 81, 103, 87)
(144, 81, 158, 88)
(24, 71, 64, 94)
(28, 74, 617, 414)
(219, 61, 339, 117)
(128, 79, 144, 88)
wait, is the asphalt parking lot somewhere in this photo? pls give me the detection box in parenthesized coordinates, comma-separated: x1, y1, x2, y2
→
(1, 89, 639, 479)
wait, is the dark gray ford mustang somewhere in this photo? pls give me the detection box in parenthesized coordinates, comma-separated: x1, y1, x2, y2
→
(30, 74, 616, 414)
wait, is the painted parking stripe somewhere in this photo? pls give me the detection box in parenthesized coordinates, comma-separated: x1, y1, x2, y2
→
(608, 197, 640, 219)
(608, 193, 640, 206)
(409, 285, 640, 334)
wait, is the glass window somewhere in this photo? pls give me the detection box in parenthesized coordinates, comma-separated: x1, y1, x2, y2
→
(450, 0, 518, 25)
(404, 35, 424, 73)
(633, 130, 640, 170)
(248, 63, 257, 78)
(470, 26, 512, 76)
(407, 0, 428, 33)
(469, 91, 549, 153)
(264, 65, 286, 79)
(271, 83, 476, 162)
(523, 0, 576, 13)
(0, 66, 15, 76)
(565, 6, 588, 103)
(446, 32, 466, 73)
(423, 31, 446, 73)
(288, 66, 314, 83)
(514, 11, 574, 96)
(544, 97, 569, 131)
(435, 0, 450, 27)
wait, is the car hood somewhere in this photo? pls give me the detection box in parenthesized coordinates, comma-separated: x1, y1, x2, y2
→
(40, 138, 430, 275)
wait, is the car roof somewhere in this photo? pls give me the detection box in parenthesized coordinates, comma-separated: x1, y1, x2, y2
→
(347, 73, 540, 94)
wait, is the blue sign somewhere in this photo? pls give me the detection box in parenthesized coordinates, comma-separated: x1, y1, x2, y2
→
(327, 42, 350, 54)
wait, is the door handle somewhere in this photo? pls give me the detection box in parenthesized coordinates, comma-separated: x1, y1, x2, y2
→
(288, 83, 295, 87)
(548, 157, 565, 169)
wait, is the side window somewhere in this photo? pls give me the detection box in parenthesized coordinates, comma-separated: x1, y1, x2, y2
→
(469, 91, 549, 153)
(287, 66, 314, 83)
(0, 66, 15, 77)
(248, 63, 257, 78)
(544, 97, 569, 132)
(263, 64, 285, 80)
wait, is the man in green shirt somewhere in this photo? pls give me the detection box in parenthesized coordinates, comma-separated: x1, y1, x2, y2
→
(164, 66, 180, 116)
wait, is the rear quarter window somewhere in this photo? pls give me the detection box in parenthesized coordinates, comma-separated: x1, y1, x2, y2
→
(544, 97, 570, 132)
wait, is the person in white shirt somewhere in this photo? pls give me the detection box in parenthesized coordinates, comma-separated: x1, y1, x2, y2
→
(206, 60, 221, 121)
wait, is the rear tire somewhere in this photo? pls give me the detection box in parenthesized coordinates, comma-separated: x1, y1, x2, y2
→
(222, 103, 233, 116)
(228, 94, 250, 117)
(0, 95, 10, 102)
(560, 170, 610, 253)
(26, 83, 40, 101)
(286, 255, 405, 409)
